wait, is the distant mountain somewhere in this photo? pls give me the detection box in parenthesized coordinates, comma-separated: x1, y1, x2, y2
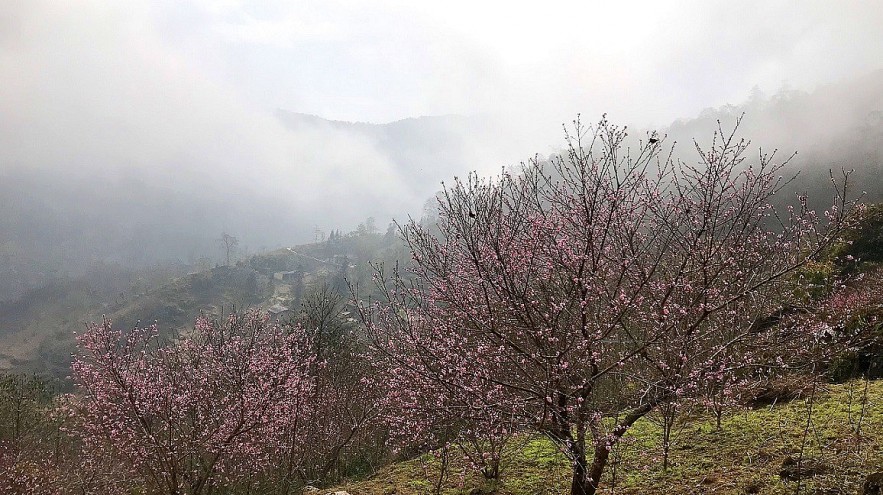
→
(3, 70, 883, 379)
(274, 111, 495, 192)
(0, 228, 405, 381)
(653, 69, 883, 210)
(0, 111, 500, 303)
(661, 69, 883, 151)
(0, 169, 307, 302)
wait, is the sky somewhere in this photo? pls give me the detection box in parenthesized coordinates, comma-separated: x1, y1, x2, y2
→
(1, 0, 882, 244)
(145, 1, 882, 125)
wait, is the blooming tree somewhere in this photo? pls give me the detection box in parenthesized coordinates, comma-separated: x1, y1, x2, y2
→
(71, 311, 316, 495)
(276, 285, 383, 486)
(359, 117, 852, 495)
(775, 264, 883, 378)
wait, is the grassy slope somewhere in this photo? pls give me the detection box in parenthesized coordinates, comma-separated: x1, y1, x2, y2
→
(0, 279, 98, 372)
(0, 264, 272, 379)
(0, 233, 399, 379)
(331, 379, 883, 494)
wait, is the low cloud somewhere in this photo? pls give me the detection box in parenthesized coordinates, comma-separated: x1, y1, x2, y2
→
(0, 0, 880, 286)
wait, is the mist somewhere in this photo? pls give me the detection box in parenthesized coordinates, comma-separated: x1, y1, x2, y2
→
(0, 1, 506, 299)
(1, 1, 421, 221)
(1, 0, 882, 301)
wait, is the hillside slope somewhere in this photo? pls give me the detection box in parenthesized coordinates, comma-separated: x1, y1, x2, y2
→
(330, 379, 883, 495)
(0, 230, 404, 380)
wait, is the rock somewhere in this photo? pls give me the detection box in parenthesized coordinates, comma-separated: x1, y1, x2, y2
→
(742, 480, 763, 494)
(864, 472, 883, 495)
(325, 492, 351, 495)
(302, 487, 319, 494)
(779, 455, 830, 481)
(747, 377, 814, 408)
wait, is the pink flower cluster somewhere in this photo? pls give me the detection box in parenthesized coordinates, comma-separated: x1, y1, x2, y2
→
(359, 116, 851, 495)
(70, 311, 316, 494)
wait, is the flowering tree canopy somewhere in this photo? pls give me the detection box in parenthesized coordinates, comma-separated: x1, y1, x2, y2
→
(359, 117, 853, 495)
(71, 311, 316, 495)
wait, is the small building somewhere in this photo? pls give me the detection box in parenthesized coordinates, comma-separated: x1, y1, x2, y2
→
(274, 271, 300, 283)
(267, 303, 293, 321)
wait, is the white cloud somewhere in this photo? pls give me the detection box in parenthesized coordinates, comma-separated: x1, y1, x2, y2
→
(1, 0, 881, 234)
(0, 0, 421, 231)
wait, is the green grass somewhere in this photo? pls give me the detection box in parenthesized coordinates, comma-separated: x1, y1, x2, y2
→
(0, 265, 272, 381)
(329, 379, 883, 494)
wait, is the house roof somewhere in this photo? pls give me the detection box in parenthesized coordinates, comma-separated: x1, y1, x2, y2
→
(267, 304, 290, 314)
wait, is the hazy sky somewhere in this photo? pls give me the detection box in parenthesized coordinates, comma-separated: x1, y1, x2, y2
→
(1, 0, 882, 237)
(6, 1, 883, 122)
(137, 1, 882, 124)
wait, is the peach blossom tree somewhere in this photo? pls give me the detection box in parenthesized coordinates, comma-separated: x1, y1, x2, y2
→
(359, 117, 852, 495)
(71, 311, 316, 495)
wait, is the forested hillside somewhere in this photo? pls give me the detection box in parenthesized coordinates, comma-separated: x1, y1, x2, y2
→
(0, 222, 405, 381)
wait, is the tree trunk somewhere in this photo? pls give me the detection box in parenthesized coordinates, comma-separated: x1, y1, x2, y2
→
(568, 441, 590, 495)
(575, 401, 658, 495)
(566, 439, 613, 495)
(584, 444, 610, 495)
(567, 443, 611, 495)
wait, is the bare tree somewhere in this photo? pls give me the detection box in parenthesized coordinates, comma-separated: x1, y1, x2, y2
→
(219, 232, 239, 266)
